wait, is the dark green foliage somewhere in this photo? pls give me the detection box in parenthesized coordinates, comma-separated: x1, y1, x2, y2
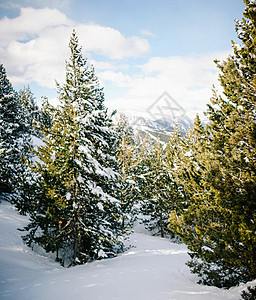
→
(0, 67, 40, 208)
(135, 136, 176, 238)
(241, 285, 256, 300)
(23, 31, 126, 266)
(0, 64, 24, 194)
(168, 0, 256, 288)
(116, 114, 139, 229)
(11, 86, 40, 214)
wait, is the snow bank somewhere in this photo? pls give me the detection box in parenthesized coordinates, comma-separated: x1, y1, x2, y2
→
(0, 201, 251, 300)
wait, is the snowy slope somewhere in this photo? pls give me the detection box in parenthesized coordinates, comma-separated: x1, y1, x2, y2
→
(0, 201, 253, 300)
(124, 114, 192, 143)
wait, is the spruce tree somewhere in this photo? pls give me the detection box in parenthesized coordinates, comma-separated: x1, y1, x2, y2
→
(12, 86, 40, 213)
(0, 64, 24, 195)
(138, 139, 174, 237)
(24, 31, 125, 266)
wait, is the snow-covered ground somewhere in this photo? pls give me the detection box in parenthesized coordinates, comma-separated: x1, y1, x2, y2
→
(0, 200, 253, 300)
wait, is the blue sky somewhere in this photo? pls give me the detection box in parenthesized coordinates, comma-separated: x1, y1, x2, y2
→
(0, 0, 245, 120)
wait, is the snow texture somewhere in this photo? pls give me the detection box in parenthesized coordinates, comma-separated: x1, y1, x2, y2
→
(249, 0, 256, 6)
(0, 201, 254, 300)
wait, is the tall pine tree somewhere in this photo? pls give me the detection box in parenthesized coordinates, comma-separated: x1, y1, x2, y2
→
(0, 64, 24, 196)
(169, 0, 256, 287)
(24, 31, 126, 266)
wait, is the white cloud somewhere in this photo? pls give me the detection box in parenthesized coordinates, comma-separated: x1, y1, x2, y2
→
(0, 6, 231, 120)
(0, 24, 71, 87)
(102, 51, 230, 119)
(99, 71, 132, 88)
(0, 7, 71, 47)
(76, 24, 150, 60)
(0, 7, 150, 88)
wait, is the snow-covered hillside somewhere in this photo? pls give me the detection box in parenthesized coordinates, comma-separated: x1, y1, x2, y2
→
(123, 114, 192, 143)
(0, 201, 252, 300)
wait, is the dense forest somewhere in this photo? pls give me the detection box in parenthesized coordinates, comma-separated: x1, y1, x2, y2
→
(0, 0, 255, 298)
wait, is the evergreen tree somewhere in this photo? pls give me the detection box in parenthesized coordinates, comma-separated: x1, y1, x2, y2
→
(136, 136, 174, 237)
(241, 285, 256, 300)
(24, 31, 126, 266)
(0, 64, 24, 195)
(116, 114, 139, 229)
(12, 86, 40, 213)
(169, 0, 256, 287)
(165, 125, 190, 226)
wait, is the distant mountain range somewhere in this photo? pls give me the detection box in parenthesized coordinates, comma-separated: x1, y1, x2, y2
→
(126, 114, 193, 142)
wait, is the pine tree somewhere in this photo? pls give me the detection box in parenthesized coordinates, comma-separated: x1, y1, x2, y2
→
(169, 0, 256, 287)
(200, 0, 256, 285)
(12, 86, 40, 213)
(135, 136, 174, 237)
(168, 118, 213, 242)
(24, 31, 126, 266)
(0, 64, 24, 195)
(168, 117, 231, 286)
(116, 114, 139, 229)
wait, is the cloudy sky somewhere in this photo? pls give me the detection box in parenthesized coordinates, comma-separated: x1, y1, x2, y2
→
(0, 0, 245, 120)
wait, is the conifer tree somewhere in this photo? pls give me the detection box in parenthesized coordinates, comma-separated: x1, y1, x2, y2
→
(136, 137, 174, 237)
(24, 31, 125, 266)
(0, 64, 24, 195)
(165, 125, 190, 220)
(12, 86, 40, 213)
(116, 114, 139, 229)
(169, 0, 256, 287)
